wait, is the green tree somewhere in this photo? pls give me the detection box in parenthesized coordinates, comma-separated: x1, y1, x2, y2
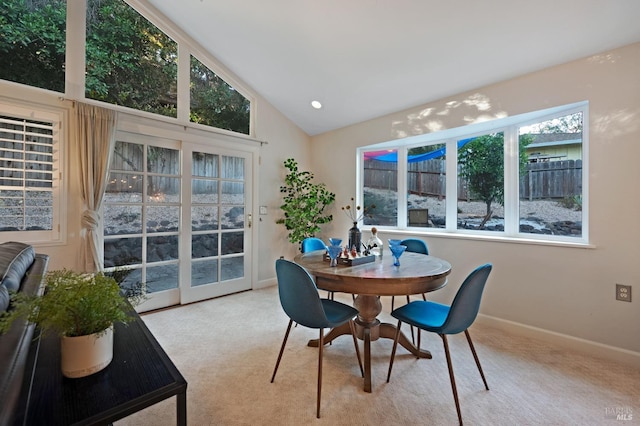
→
(525, 112, 583, 134)
(458, 133, 531, 226)
(276, 158, 335, 246)
(190, 55, 250, 134)
(85, 0, 178, 117)
(0, 0, 66, 92)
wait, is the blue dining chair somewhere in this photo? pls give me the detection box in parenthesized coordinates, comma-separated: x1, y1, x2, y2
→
(301, 237, 335, 300)
(399, 238, 429, 255)
(389, 238, 430, 345)
(271, 259, 363, 419)
(386, 263, 492, 426)
(390, 238, 429, 311)
(301, 237, 327, 253)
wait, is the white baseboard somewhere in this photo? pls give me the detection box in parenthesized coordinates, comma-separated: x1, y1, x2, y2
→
(476, 314, 640, 369)
(255, 277, 277, 290)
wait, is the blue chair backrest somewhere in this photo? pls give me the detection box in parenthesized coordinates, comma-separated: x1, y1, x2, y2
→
(275, 259, 329, 328)
(301, 237, 327, 253)
(400, 238, 429, 255)
(440, 263, 492, 335)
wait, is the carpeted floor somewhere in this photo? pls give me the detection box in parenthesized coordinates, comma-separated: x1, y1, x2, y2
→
(114, 286, 639, 426)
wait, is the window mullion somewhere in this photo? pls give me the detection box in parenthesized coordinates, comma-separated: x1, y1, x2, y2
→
(397, 149, 408, 228)
(503, 127, 519, 235)
(177, 44, 190, 122)
(445, 139, 458, 231)
(65, 0, 85, 98)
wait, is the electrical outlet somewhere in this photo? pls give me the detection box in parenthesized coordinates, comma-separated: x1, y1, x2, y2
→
(616, 284, 632, 302)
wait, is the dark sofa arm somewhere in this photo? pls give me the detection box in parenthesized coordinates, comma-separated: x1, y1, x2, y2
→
(0, 253, 49, 426)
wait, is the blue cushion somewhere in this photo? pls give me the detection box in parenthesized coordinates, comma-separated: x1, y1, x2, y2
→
(391, 300, 450, 332)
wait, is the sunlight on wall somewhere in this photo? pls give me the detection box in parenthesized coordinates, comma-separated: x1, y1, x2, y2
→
(593, 108, 639, 139)
(587, 53, 621, 65)
(391, 92, 508, 139)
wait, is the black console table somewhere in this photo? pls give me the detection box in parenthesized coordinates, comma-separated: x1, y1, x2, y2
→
(15, 310, 187, 425)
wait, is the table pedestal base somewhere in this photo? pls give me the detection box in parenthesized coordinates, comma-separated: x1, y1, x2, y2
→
(307, 294, 431, 392)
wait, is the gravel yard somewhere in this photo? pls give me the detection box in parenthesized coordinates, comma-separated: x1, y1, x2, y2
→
(365, 188, 582, 235)
(409, 194, 582, 223)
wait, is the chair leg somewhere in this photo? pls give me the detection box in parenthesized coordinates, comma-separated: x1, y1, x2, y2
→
(464, 329, 489, 390)
(414, 293, 427, 349)
(441, 334, 463, 426)
(405, 295, 416, 345)
(349, 320, 364, 378)
(317, 328, 324, 419)
(391, 295, 395, 311)
(386, 320, 402, 382)
(271, 319, 293, 383)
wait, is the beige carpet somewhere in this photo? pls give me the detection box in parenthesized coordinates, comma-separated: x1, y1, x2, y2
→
(114, 286, 639, 426)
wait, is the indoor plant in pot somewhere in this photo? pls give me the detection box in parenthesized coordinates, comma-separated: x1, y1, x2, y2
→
(276, 157, 335, 248)
(0, 269, 144, 378)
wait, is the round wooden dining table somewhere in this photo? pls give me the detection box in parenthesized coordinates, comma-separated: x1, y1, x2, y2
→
(294, 250, 452, 392)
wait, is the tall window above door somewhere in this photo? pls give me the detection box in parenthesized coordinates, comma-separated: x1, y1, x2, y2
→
(85, 0, 178, 118)
(0, 0, 66, 92)
(0, 0, 254, 137)
(190, 55, 251, 135)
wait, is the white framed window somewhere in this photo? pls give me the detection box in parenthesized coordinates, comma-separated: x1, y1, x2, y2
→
(0, 102, 64, 243)
(1, 0, 253, 138)
(359, 102, 588, 244)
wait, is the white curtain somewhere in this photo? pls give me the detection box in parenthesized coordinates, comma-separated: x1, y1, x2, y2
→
(74, 102, 117, 272)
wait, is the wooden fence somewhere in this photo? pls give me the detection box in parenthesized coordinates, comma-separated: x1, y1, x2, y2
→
(364, 158, 582, 200)
(520, 159, 582, 200)
(106, 143, 245, 195)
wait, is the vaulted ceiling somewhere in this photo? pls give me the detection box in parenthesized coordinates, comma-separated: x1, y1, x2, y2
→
(146, 0, 640, 136)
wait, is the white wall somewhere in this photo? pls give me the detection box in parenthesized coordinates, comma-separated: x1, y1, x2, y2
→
(253, 98, 312, 284)
(310, 42, 640, 358)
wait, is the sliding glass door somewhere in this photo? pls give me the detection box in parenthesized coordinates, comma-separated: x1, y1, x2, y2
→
(181, 144, 252, 304)
(104, 133, 252, 311)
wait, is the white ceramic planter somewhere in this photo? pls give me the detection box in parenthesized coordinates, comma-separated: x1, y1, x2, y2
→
(60, 326, 114, 378)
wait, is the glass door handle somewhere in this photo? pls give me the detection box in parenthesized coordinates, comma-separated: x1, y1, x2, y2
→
(248, 213, 252, 228)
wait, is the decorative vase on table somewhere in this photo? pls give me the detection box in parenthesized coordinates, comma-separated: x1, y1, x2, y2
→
(327, 245, 342, 267)
(348, 222, 362, 253)
(366, 227, 383, 258)
(390, 244, 407, 267)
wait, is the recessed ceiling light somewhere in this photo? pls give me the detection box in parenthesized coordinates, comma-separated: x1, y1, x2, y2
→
(311, 100, 322, 109)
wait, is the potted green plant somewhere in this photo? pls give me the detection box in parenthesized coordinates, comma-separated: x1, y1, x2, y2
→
(276, 158, 335, 248)
(0, 269, 144, 378)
